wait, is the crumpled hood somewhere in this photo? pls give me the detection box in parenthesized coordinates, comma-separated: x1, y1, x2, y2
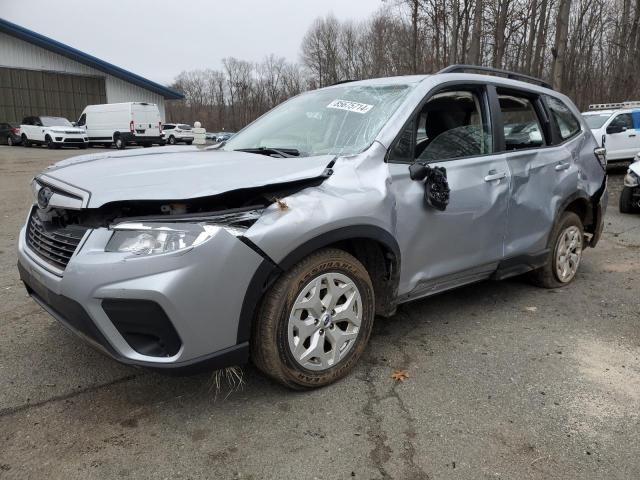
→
(40, 146, 334, 208)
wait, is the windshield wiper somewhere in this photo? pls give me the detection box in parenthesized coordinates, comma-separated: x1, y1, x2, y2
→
(234, 147, 300, 158)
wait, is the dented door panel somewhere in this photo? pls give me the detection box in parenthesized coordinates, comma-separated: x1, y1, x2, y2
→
(389, 154, 510, 297)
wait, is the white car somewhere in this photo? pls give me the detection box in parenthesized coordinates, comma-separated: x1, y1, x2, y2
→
(582, 101, 640, 162)
(77, 102, 163, 149)
(162, 124, 194, 145)
(620, 153, 640, 213)
(20, 116, 88, 149)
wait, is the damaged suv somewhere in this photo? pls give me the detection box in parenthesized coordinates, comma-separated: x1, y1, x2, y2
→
(18, 66, 607, 389)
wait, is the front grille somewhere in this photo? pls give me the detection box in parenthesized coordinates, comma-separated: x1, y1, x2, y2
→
(26, 211, 87, 270)
(63, 138, 84, 143)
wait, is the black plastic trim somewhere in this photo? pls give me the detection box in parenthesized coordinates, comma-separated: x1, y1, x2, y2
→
(492, 250, 549, 280)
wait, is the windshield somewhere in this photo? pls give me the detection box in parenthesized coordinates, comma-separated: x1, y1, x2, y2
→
(223, 83, 412, 157)
(582, 113, 610, 129)
(40, 117, 72, 127)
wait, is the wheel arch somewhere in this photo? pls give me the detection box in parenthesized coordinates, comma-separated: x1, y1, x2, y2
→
(236, 225, 401, 344)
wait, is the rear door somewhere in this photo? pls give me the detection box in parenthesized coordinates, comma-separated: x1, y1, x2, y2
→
(131, 104, 161, 137)
(388, 84, 511, 299)
(499, 91, 580, 259)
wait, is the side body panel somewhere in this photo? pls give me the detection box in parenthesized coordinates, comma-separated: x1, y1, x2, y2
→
(389, 154, 510, 298)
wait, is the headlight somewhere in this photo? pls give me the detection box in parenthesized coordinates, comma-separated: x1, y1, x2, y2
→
(106, 209, 262, 256)
(51, 129, 65, 134)
(624, 170, 640, 188)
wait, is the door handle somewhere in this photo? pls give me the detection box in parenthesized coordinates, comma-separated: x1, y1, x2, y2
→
(484, 171, 507, 182)
(555, 162, 571, 171)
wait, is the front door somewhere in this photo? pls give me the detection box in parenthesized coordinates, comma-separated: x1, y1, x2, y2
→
(605, 113, 638, 160)
(388, 86, 511, 300)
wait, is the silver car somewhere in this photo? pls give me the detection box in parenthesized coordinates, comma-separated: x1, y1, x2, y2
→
(17, 66, 608, 389)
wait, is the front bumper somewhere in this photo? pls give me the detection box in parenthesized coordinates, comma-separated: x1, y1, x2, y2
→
(17, 220, 268, 372)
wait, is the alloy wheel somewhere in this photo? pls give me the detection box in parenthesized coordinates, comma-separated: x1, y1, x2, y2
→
(287, 272, 362, 371)
(555, 225, 582, 283)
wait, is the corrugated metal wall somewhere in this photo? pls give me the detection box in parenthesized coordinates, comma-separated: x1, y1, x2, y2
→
(0, 31, 166, 121)
(0, 67, 106, 121)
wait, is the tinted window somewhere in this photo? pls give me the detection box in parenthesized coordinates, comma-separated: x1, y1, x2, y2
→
(163, 124, 175, 130)
(609, 113, 633, 129)
(390, 89, 492, 162)
(498, 94, 544, 150)
(546, 97, 581, 140)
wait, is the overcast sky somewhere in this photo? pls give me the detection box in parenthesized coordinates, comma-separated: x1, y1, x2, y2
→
(3, 0, 383, 86)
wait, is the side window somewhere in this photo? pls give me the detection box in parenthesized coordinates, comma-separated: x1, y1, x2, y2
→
(546, 96, 581, 140)
(609, 113, 633, 130)
(77, 114, 86, 126)
(164, 124, 175, 130)
(390, 89, 492, 162)
(498, 93, 545, 150)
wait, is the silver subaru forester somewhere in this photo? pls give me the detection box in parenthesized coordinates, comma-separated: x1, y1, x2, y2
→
(18, 66, 607, 389)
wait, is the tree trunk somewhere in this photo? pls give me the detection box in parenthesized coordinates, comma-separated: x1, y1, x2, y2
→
(468, 0, 483, 64)
(552, 0, 572, 91)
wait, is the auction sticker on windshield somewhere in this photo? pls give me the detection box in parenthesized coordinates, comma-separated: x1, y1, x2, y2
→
(327, 99, 374, 114)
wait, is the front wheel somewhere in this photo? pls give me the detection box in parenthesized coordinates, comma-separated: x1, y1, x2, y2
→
(168, 135, 176, 145)
(114, 136, 126, 150)
(529, 212, 584, 288)
(251, 248, 375, 390)
(22, 134, 31, 147)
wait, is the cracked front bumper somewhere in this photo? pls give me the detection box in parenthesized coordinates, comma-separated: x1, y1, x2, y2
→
(17, 222, 265, 372)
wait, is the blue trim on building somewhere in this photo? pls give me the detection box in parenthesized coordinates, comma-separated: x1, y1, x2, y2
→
(0, 18, 184, 100)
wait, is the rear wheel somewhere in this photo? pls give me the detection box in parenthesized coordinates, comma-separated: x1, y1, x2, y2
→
(114, 135, 126, 150)
(7, 136, 14, 146)
(529, 212, 584, 288)
(619, 186, 638, 213)
(251, 248, 375, 389)
(168, 135, 176, 145)
(21, 134, 31, 147)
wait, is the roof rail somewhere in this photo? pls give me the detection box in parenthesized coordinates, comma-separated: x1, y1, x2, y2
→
(588, 101, 640, 110)
(437, 64, 553, 90)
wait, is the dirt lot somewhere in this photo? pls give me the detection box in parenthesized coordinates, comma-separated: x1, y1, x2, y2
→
(0, 145, 638, 480)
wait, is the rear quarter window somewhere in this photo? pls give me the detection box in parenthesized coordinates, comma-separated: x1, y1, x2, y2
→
(546, 96, 581, 141)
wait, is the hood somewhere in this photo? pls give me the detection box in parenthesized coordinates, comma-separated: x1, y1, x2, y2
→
(40, 147, 334, 208)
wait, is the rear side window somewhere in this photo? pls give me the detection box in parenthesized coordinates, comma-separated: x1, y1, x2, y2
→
(498, 93, 545, 150)
(546, 97, 581, 140)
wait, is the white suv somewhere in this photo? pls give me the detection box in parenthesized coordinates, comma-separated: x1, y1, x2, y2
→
(162, 123, 194, 145)
(582, 102, 640, 162)
(20, 116, 88, 149)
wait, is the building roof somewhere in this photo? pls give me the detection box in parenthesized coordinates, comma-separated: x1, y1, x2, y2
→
(0, 18, 184, 100)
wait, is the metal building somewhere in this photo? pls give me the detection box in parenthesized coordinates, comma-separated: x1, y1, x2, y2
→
(0, 18, 183, 123)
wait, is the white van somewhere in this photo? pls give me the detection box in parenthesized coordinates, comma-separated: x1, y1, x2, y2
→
(77, 102, 163, 149)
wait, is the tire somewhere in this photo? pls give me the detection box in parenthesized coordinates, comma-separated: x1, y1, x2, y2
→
(168, 135, 176, 145)
(114, 135, 126, 150)
(22, 134, 31, 147)
(46, 135, 55, 149)
(529, 212, 584, 288)
(251, 248, 375, 390)
(619, 186, 638, 213)
(7, 136, 14, 146)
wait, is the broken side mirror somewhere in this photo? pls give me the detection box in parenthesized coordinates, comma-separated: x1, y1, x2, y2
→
(408, 162, 450, 211)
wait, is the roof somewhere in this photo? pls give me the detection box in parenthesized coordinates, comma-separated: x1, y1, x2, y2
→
(0, 18, 184, 100)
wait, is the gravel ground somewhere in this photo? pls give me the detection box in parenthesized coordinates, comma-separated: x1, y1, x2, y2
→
(0, 145, 638, 480)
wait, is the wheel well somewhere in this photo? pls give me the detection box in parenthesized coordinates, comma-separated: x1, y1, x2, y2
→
(563, 197, 593, 230)
(324, 238, 399, 317)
